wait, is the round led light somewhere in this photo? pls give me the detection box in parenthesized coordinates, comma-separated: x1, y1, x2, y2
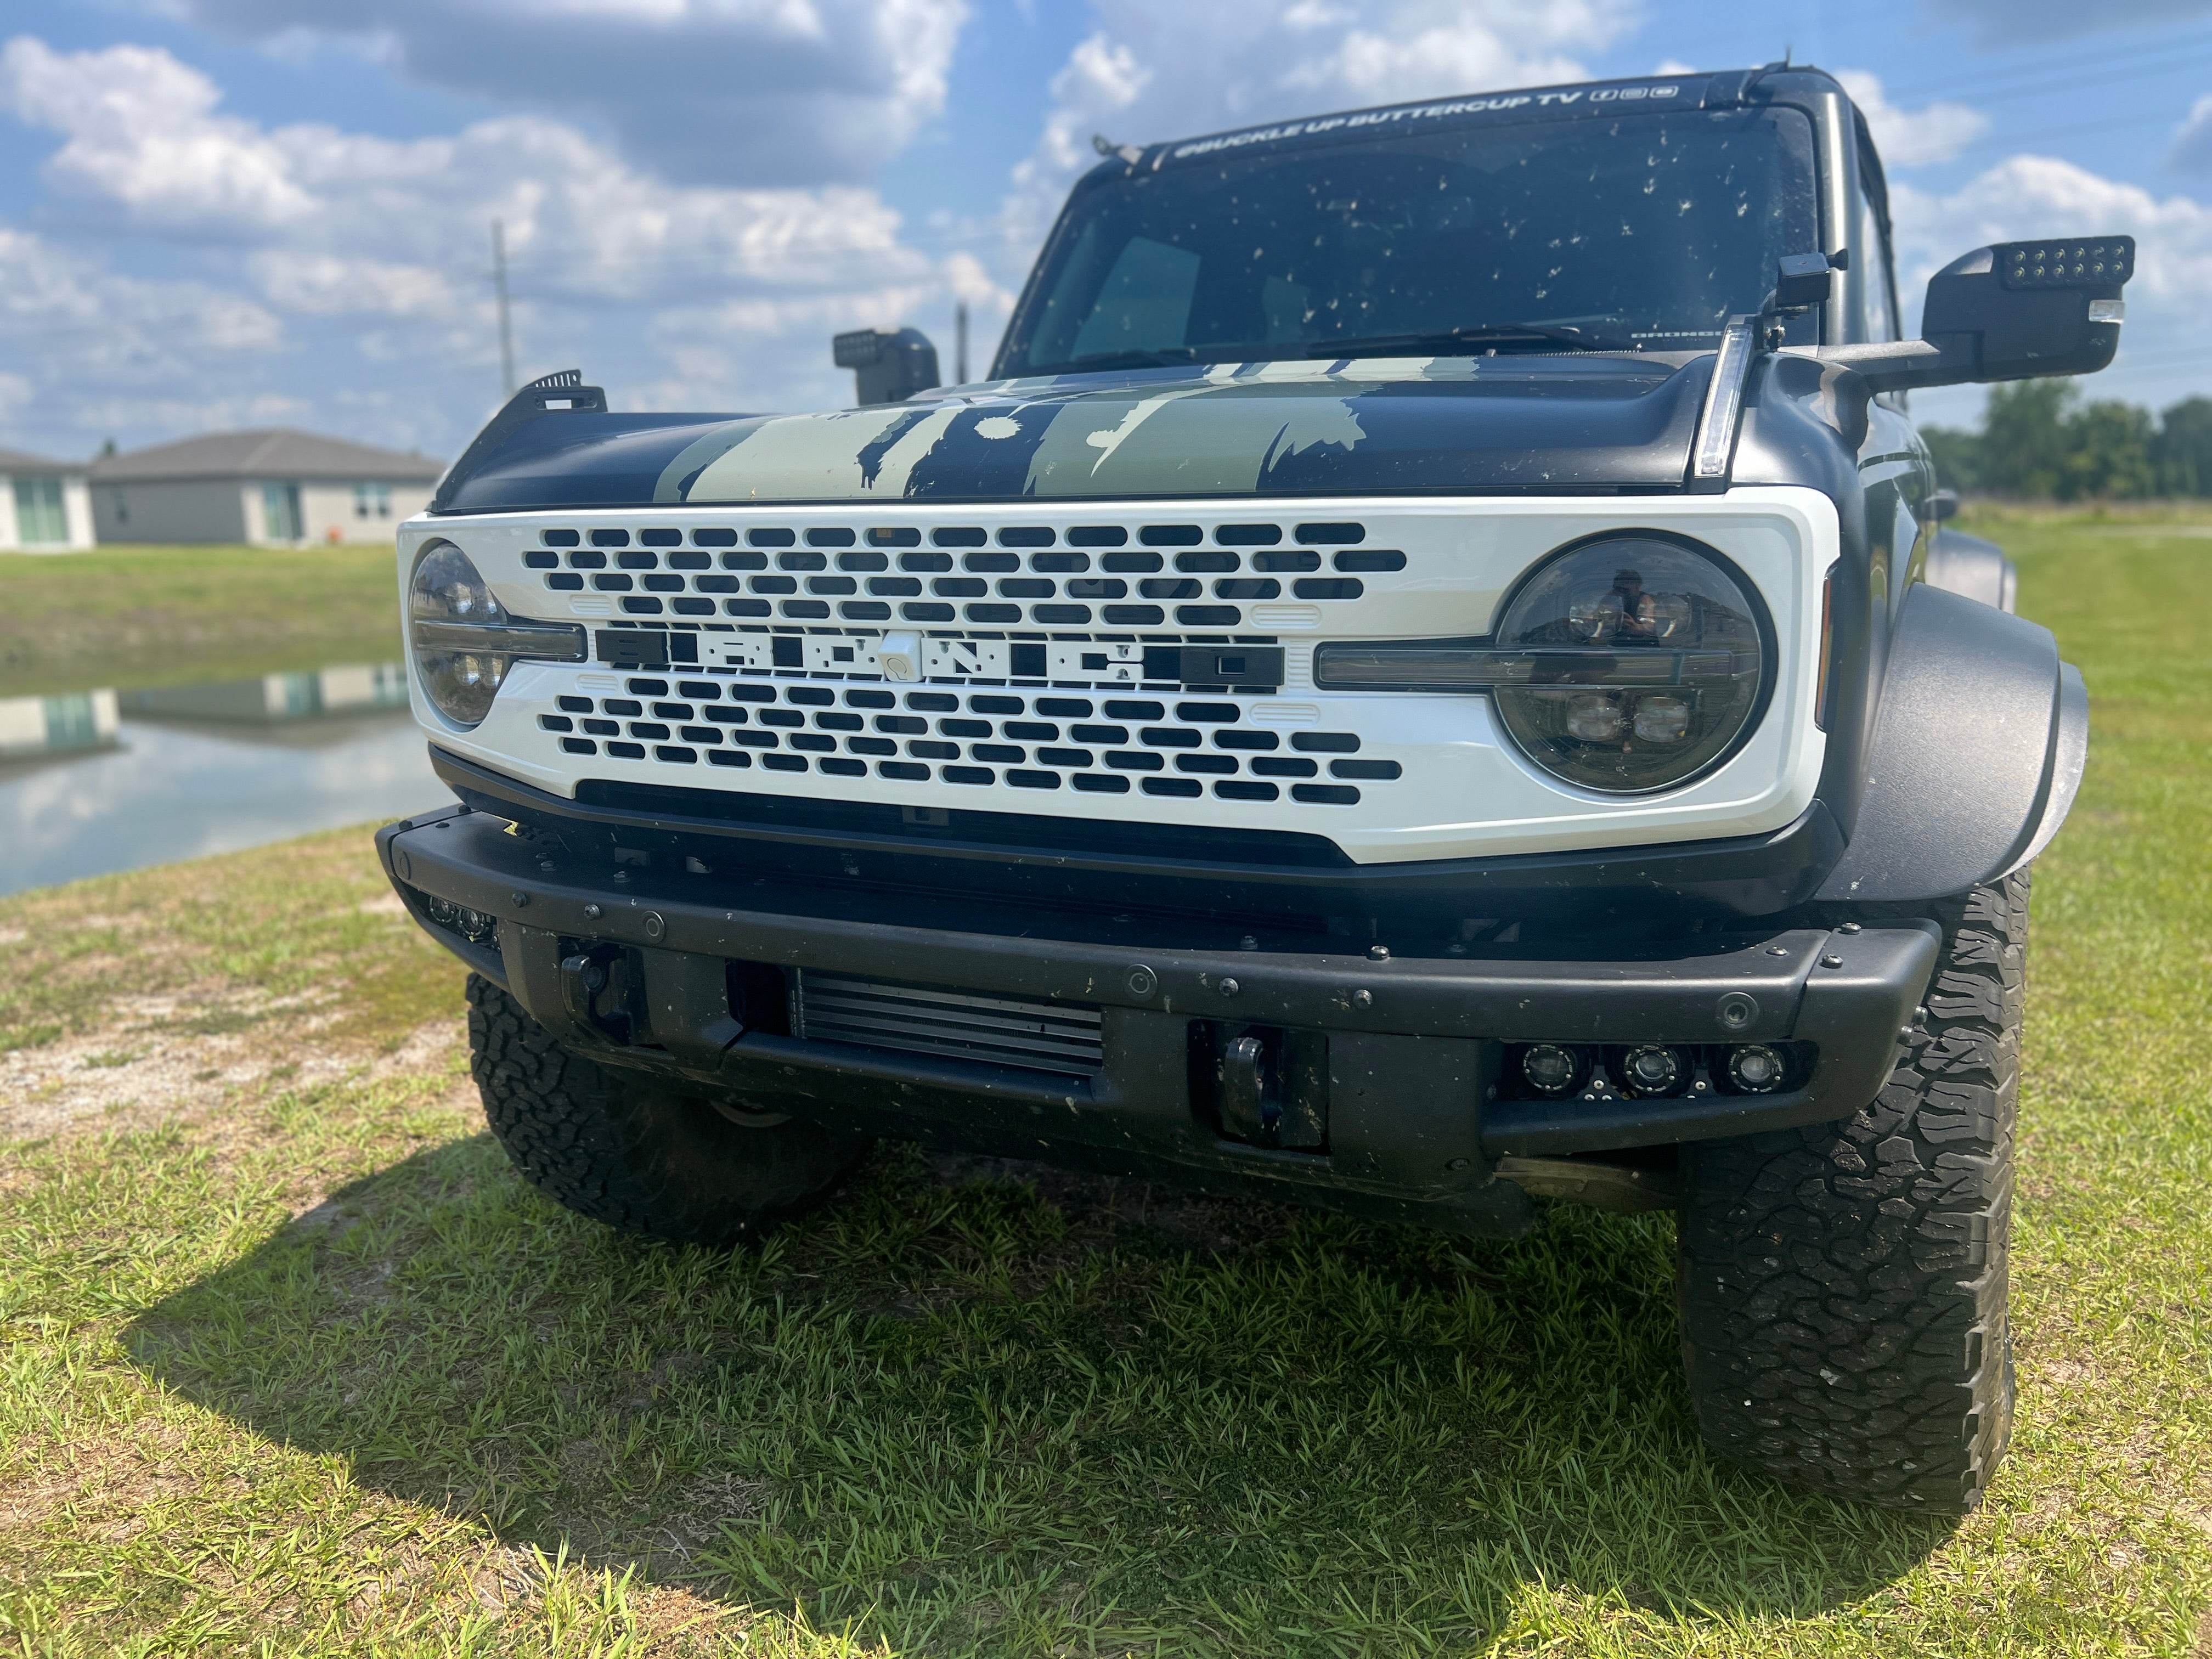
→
(1491, 537, 1771, 793)
(1728, 1044, 1786, 1094)
(411, 542, 511, 727)
(1521, 1043, 1581, 1096)
(1622, 1043, 1683, 1096)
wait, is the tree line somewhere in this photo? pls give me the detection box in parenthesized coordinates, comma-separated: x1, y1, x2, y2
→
(1922, 382, 2212, 500)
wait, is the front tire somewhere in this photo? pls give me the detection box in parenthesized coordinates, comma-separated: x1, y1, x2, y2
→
(1676, 872, 2028, 1510)
(467, 974, 871, 1246)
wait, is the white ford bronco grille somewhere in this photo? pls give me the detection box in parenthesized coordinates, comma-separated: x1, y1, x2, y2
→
(403, 494, 1833, 865)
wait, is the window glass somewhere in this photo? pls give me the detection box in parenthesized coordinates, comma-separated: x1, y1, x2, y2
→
(1009, 106, 1820, 374)
(262, 481, 302, 540)
(1066, 236, 1201, 361)
(13, 477, 66, 545)
(1853, 158, 1899, 343)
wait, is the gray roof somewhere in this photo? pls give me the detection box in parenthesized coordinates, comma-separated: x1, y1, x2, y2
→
(0, 445, 82, 477)
(88, 428, 444, 484)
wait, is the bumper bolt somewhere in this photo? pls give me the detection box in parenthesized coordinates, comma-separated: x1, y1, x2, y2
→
(1766, 946, 1788, 957)
(1368, 944, 1390, 961)
(511, 892, 529, 907)
(1820, 953, 1843, 968)
(1239, 935, 1258, 951)
(1219, 977, 1240, 997)
(1353, 989, 1373, 1008)
(583, 903, 602, 920)
(1837, 921, 1863, 934)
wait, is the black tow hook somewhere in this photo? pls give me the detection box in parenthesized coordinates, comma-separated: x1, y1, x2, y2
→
(561, 946, 641, 1044)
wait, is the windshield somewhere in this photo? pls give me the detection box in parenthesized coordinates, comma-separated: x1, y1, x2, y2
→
(1003, 106, 1819, 376)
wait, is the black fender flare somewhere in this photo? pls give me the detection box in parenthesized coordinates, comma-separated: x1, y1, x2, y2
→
(1816, 582, 2087, 902)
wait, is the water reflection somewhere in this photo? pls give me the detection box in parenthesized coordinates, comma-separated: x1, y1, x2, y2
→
(0, 664, 449, 896)
(0, 689, 121, 765)
(122, 663, 410, 724)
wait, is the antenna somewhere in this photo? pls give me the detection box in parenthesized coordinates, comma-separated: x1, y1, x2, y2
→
(956, 302, 970, 384)
(492, 219, 516, 398)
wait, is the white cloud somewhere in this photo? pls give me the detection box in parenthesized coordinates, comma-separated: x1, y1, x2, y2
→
(1892, 154, 2212, 418)
(2170, 94, 2212, 174)
(1002, 0, 1639, 247)
(167, 0, 969, 186)
(1835, 69, 1987, 168)
(1891, 155, 2212, 300)
(0, 34, 1000, 455)
(0, 37, 314, 231)
(0, 225, 283, 364)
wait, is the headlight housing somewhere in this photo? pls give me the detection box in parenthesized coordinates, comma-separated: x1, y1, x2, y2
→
(409, 541, 585, 727)
(1313, 535, 1771, 794)
(1489, 538, 1770, 792)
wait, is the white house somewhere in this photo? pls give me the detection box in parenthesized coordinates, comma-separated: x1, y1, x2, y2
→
(0, 447, 95, 551)
(88, 429, 444, 546)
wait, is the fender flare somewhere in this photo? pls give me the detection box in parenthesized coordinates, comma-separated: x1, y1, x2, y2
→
(1816, 582, 2087, 902)
(1924, 526, 2018, 614)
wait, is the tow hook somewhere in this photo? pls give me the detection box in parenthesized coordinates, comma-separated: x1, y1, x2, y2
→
(561, 946, 641, 1044)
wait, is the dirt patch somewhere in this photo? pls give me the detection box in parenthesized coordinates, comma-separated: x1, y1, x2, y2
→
(0, 999, 466, 1144)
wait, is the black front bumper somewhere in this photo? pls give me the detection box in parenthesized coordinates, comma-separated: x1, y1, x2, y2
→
(379, 805, 1937, 1239)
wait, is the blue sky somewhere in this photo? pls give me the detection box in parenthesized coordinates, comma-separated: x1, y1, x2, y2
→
(2, 0, 2209, 462)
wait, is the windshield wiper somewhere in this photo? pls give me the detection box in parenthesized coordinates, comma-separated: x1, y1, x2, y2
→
(1053, 347, 1207, 372)
(1295, 323, 1641, 358)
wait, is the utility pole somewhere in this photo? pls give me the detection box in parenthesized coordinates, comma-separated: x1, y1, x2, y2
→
(955, 302, 969, 385)
(492, 219, 516, 398)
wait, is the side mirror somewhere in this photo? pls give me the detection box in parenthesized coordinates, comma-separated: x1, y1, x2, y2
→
(1833, 236, 2132, 392)
(1927, 488, 1959, 522)
(1925, 237, 2133, 382)
(833, 327, 940, 405)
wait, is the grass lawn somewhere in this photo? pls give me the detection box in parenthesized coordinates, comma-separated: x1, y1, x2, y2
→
(0, 509, 2205, 1655)
(0, 544, 403, 698)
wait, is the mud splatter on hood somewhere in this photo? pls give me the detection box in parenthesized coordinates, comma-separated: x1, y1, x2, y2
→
(432, 354, 1714, 513)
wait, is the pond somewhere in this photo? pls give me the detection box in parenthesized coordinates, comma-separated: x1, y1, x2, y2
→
(0, 665, 452, 896)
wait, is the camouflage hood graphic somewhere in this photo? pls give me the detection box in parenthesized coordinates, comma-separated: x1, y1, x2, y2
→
(433, 354, 1716, 514)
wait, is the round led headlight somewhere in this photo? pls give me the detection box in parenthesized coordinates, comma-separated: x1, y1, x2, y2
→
(410, 542, 516, 727)
(1490, 537, 1770, 794)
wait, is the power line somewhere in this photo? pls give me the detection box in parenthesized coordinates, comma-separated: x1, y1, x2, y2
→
(1879, 30, 2212, 101)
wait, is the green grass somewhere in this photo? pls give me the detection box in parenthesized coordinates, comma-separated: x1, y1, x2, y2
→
(0, 543, 403, 697)
(0, 511, 2207, 1654)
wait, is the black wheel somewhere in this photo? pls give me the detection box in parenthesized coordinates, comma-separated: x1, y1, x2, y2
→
(466, 973, 871, 1246)
(1677, 871, 2028, 1511)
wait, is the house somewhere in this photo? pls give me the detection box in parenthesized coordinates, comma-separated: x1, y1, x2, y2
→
(0, 447, 95, 550)
(88, 429, 445, 545)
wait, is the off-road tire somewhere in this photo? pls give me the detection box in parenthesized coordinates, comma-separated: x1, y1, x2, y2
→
(1677, 870, 2028, 1511)
(467, 974, 871, 1246)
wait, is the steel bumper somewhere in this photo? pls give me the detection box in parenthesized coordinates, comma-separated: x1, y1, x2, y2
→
(379, 805, 1939, 1239)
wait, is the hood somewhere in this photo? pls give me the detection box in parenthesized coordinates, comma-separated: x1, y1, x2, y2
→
(432, 354, 1714, 514)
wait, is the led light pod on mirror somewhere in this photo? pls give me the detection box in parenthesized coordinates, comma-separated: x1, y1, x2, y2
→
(1493, 537, 1769, 793)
